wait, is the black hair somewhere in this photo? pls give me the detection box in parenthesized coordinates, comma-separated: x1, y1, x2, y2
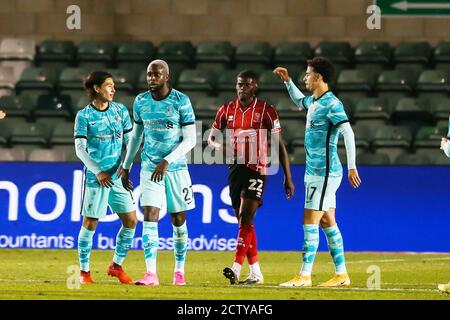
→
(237, 70, 258, 81)
(307, 57, 334, 83)
(84, 71, 113, 101)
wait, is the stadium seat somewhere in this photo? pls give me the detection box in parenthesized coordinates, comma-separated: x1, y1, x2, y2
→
(216, 70, 239, 103)
(354, 41, 392, 72)
(393, 42, 432, 74)
(276, 97, 304, 119)
(416, 70, 450, 100)
(314, 42, 353, 69)
(432, 153, 450, 165)
(273, 42, 312, 77)
(116, 41, 155, 71)
(0, 147, 26, 161)
(36, 40, 76, 68)
(258, 70, 288, 104)
(357, 152, 391, 165)
(77, 41, 115, 68)
(28, 148, 65, 162)
(284, 122, 306, 151)
(295, 70, 308, 92)
(195, 97, 222, 119)
(352, 98, 390, 127)
(335, 69, 376, 100)
(114, 92, 135, 115)
(289, 149, 306, 165)
(10, 122, 49, 147)
(431, 98, 450, 127)
(58, 67, 90, 91)
(375, 70, 415, 107)
(0, 66, 15, 97)
(234, 41, 272, 75)
(434, 41, 450, 71)
(156, 41, 194, 73)
(15, 67, 58, 95)
(414, 126, 447, 158)
(0, 38, 36, 83)
(176, 69, 216, 100)
(391, 98, 433, 131)
(195, 41, 233, 73)
(372, 125, 413, 163)
(33, 94, 72, 120)
(69, 91, 89, 114)
(105, 68, 137, 93)
(0, 123, 10, 146)
(349, 124, 375, 150)
(394, 153, 432, 165)
(50, 122, 74, 146)
(64, 147, 79, 162)
(0, 94, 34, 119)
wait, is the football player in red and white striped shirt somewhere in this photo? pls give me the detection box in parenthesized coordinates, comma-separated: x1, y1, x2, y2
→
(208, 70, 295, 285)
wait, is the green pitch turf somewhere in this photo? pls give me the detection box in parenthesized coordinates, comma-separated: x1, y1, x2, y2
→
(0, 249, 449, 300)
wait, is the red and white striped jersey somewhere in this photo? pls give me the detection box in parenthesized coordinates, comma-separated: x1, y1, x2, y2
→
(212, 98, 281, 174)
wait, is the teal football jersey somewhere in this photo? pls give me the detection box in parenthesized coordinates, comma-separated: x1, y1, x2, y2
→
(74, 102, 132, 187)
(133, 89, 195, 172)
(301, 91, 349, 177)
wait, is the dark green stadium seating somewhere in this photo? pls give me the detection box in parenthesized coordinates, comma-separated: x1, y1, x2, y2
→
(195, 97, 221, 119)
(177, 69, 216, 100)
(216, 69, 239, 102)
(36, 40, 76, 68)
(105, 68, 137, 93)
(354, 41, 391, 72)
(336, 69, 376, 100)
(58, 67, 89, 91)
(276, 97, 304, 119)
(77, 41, 115, 68)
(156, 41, 194, 74)
(391, 98, 433, 130)
(116, 41, 155, 71)
(352, 98, 390, 127)
(0, 94, 34, 119)
(394, 153, 432, 165)
(0, 122, 10, 146)
(358, 152, 391, 165)
(314, 42, 353, 68)
(195, 41, 233, 73)
(434, 41, 450, 71)
(258, 70, 288, 104)
(15, 67, 58, 95)
(416, 70, 450, 100)
(431, 98, 450, 127)
(10, 122, 49, 146)
(393, 42, 432, 74)
(33, 94, 72, 120)
(289, 149, 306, 165)
(373, 125, 413, 163)
(414, 126, 447, 159)
(273, 42, 312, 77)
(234, 41, 272, 75)
(50, 122, 74, 146)
(375, 70, 416, 107)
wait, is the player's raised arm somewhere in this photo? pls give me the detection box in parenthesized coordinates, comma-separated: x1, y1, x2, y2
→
(273, 67, 306, 110)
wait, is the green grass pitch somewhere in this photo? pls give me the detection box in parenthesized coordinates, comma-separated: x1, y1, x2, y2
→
(0, 249, 449, 300)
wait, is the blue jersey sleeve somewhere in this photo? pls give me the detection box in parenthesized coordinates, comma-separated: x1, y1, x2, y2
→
(133, 96, 143, 125)
(74, 111, 88, 139)
(302, 96, 313, 110)
(327, 101, 349, 126)
(180, 95, 195, 126)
